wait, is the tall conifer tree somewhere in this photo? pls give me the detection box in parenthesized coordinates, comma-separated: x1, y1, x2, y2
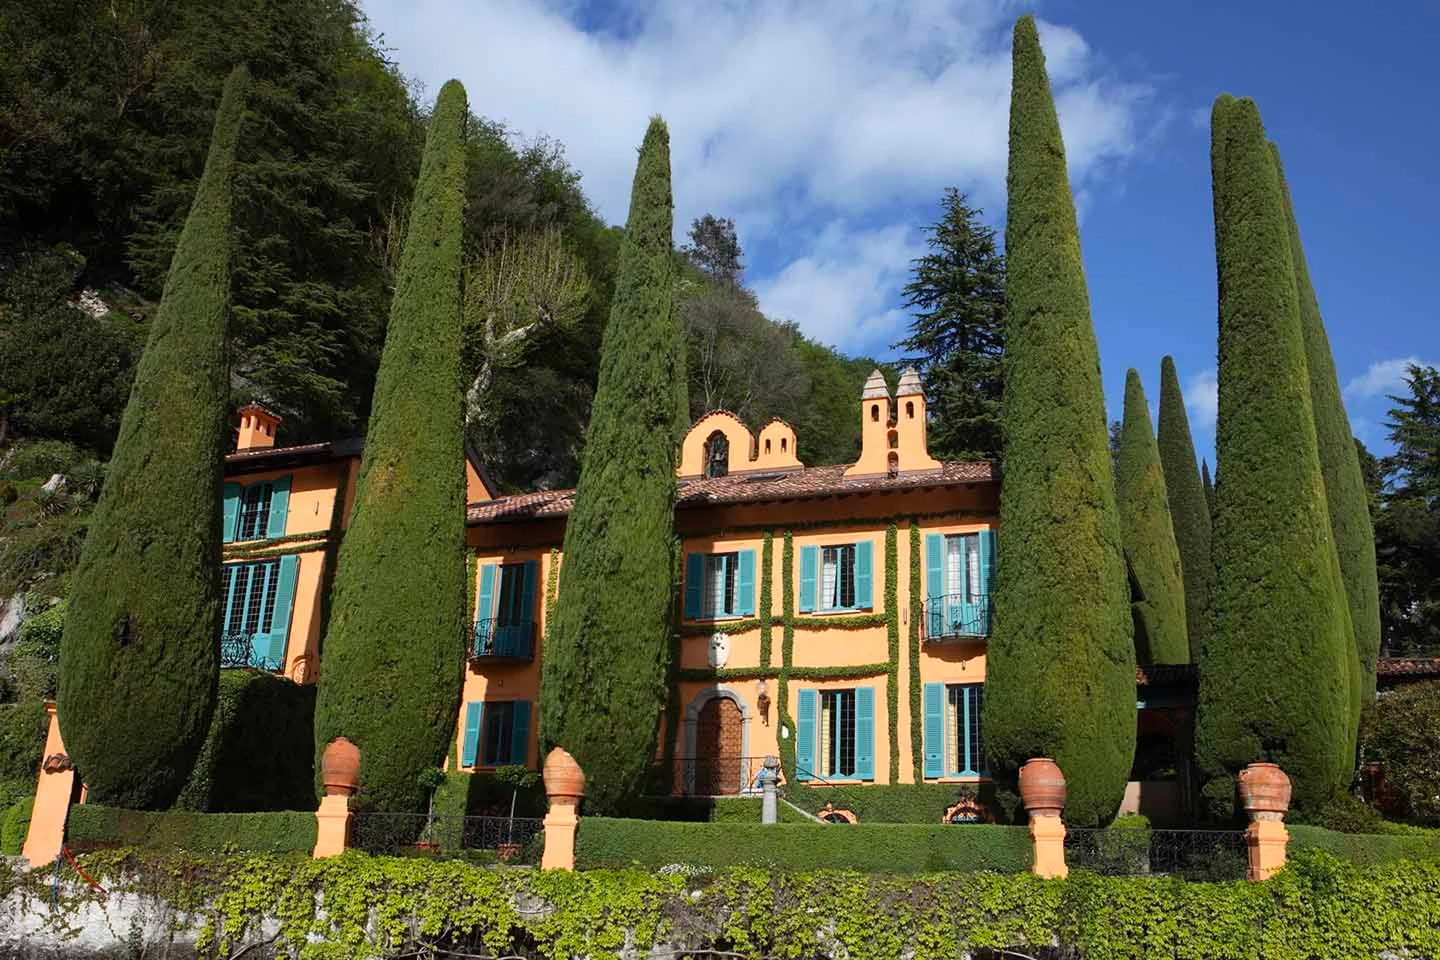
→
(1157, 356, 1212, 661)
(1202, 460, 1217, 520)
(982, 17, 1135, 826)
(1272, 145, 1378, 711)
(56, 67, 249, 808)
(1118, 369, 1189, 664)
(313, 80, 468, 812)
(1197, 96, 1353, 814)
(539, 118, 686, 813)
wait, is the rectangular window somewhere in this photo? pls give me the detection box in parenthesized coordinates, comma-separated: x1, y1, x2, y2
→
(221, 560, 280, 637)
(702, 552, 739, 618)
(482, 702, 516, 766)
(944, 683, 984, 776)
(495, 563, 528, 625)
(819, 689, 856, 778)
(820, 545, 857, 610)
(236, 483, 273, 541)
(945, 534, 980, 602)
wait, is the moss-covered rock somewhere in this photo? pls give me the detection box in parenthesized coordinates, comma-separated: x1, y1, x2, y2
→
(983, 17, 1135, 826)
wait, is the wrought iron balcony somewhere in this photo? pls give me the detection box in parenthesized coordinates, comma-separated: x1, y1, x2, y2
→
(469, 618, 536, 661)
(922, 593, 992, 643)
(219, 633, 282, 671)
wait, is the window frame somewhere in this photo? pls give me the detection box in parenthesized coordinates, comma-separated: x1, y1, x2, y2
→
(819, 688, 857, 779)
(481, 701, 517, 767)
(943, 682, 984, 778)
(235, 482, 274, 542)
(818, 543, 858, 611)
(701, 551, 741, 619)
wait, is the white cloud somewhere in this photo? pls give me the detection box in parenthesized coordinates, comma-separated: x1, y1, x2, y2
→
(361, 0, 1155, 351)
(1343, 356, 1432, 400)
(1183, 368, 1218, 431)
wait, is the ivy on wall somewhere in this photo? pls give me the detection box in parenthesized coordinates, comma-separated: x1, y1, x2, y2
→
(777, 531, 796, 777)
(885, 523, 900, 782)
(758, 530, 774, 667)
(909, 521, 924, 776)
(20, 849, 1440, 960)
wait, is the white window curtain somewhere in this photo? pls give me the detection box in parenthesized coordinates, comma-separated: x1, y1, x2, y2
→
(703, 556, 727, 618)
(967, 538, 981, 603)
(821, 548, 839, 609)
(945, 536, 964, 597)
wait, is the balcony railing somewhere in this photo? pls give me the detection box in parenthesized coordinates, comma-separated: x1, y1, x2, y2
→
(219, 634, 281, 671)
(922, 593, 992, 643)
(469, 618, 536, 661)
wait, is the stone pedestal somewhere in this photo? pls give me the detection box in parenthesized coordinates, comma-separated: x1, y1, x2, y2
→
(759, 756, 779, 824)
(541, 747, 585, 871)
(1029, 813, 1068, 879)
(22, 703, 75, 867)
(1245, 817, 1288, 881)
(312, 794, 352, 859)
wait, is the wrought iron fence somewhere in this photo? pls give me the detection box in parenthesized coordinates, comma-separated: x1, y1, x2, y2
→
(219, 634, 280, 671)
(350, 812, 543, 862)
(1065, 827, 1247, 881)
(921, 594, 992, 642)
(647, 757, 783, 797)
(468, 618, 536, 660)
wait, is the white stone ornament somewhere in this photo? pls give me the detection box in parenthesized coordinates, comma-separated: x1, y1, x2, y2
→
(707, 632, 730, 668)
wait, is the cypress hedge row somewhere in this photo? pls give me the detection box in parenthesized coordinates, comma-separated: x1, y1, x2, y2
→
(1273, 144, 1379, 710)
(1117, 369, 1189, 664)
(313, 80, 469, 813)
(1197, 95, 1353, 815)
(539, 118, 687, 814)
(1157, 356, 1212, 662)
(983, 16, 1135, 826)
(1202, 460, 1216, 522)
(56, 67, 249, 808)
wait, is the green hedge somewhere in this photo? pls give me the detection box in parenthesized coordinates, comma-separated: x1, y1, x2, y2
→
(1, 797, 33, 854)
(576, 818, 1030, 873)
(785, 783, 1005, 823)
(1289, 824, 1440, 866)
(38, 848, 1440, 959)
(66, 804, 316, 854)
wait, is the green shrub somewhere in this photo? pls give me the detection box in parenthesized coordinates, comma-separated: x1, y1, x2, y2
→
(172, 671, 316, 813)
(1291, 789, 1393, 835)
(785, 783, 1000, 823)
(1361, 680, 1440, 826)
(10, 600, 64, 699)
(0, 699, 46, 786)
(576, 818, 1031, 873)
(0, 440, 87, 481)
(1289, 824, 1440, 866)
(1, 797, 33, 854)
(66, 804, 316, 854)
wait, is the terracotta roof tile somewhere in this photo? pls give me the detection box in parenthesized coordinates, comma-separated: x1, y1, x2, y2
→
(1376, 658, 1440, 678)
(467, 460, 995, 525)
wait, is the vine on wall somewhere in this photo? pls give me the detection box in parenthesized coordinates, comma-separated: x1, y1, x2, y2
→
(909, 521, 923, 776)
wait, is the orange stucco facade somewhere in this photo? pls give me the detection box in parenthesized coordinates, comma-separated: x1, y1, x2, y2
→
(212, 368, 1001, 793)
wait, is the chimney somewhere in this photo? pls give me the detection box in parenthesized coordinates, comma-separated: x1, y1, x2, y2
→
(843, 369, 895, 478)
(235, 403, 282, 451)
(894, 367, 941, 474)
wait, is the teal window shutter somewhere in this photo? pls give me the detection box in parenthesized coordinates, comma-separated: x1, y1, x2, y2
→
(736, 550, 756, 616)
(799, 545, 819, 613)
(223, 483, 241, 543)
(923, 683, 945, 779)
(854, 687, 875, 780)
(265, 554, 299, 670)
(461, 702, 483, 768)
(979, 528, 996, 634)
(854, 540, 873, 609)
(683, 553, 704, 619)
(475, 564, 497, 654)
(265, 474, 291, 538)
(924, 534, 944, 637)
(795, 689, 818, 781)
(521, 560, 539, 621)
(509, 701, 531, 766)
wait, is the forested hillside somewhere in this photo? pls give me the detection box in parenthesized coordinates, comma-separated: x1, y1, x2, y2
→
(0, 0, 877, 494)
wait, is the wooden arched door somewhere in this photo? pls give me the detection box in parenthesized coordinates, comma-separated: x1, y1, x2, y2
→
(694, 696, 743, 795)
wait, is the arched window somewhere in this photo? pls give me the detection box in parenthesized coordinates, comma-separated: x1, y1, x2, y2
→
(705, 431, 729, 478)
(887, 451, 899, 479)
(906, 400, 915, 419)
(871, 403, 881, 423)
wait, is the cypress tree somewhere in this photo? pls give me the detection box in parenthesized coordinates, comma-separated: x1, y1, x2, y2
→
(55, 67, 249, 808)
(1202, 460, 1217, 520)
(539, 118, 685, 814)
(983, 17, 1135, 826)
(1196, 95, 1352, 814)
(1118, 369, 1189, 664)
(1157, 356, 1212, 662)
(1273, 144, 1378, 710)
(312, 80, 468, 813)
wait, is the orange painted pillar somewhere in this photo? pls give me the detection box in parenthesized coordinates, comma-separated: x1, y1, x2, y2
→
(541, 747, 585, 871)
(1019, 757, 1069, 879)
(22, 703, 76, 866)
(1239, 762, 1292, 881)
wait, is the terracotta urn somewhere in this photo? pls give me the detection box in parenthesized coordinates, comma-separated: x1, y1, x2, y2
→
(321, 737, 361, 797)
(1018, 757, 1067, 817)
(543, 747, 586, 800)
(1237, 762, 1291, 821)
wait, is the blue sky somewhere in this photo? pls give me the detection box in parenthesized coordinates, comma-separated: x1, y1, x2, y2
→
(361, 0, 1439, 459)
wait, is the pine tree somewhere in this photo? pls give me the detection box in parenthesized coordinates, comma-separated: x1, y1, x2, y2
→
(1118, 369, 1189, 664)
(55, 67, 249, 808)
(1202, 459, 1217, 520)
(1157, 356, 1212, 662)
(312, 80, 469, 813)
(894, 188, 1006, 460)
(1196, 95, 1353, 815)
(1272, 145, 1377, 711)
(539, 118, 686, 813)
(982, 17, 1135, 826)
